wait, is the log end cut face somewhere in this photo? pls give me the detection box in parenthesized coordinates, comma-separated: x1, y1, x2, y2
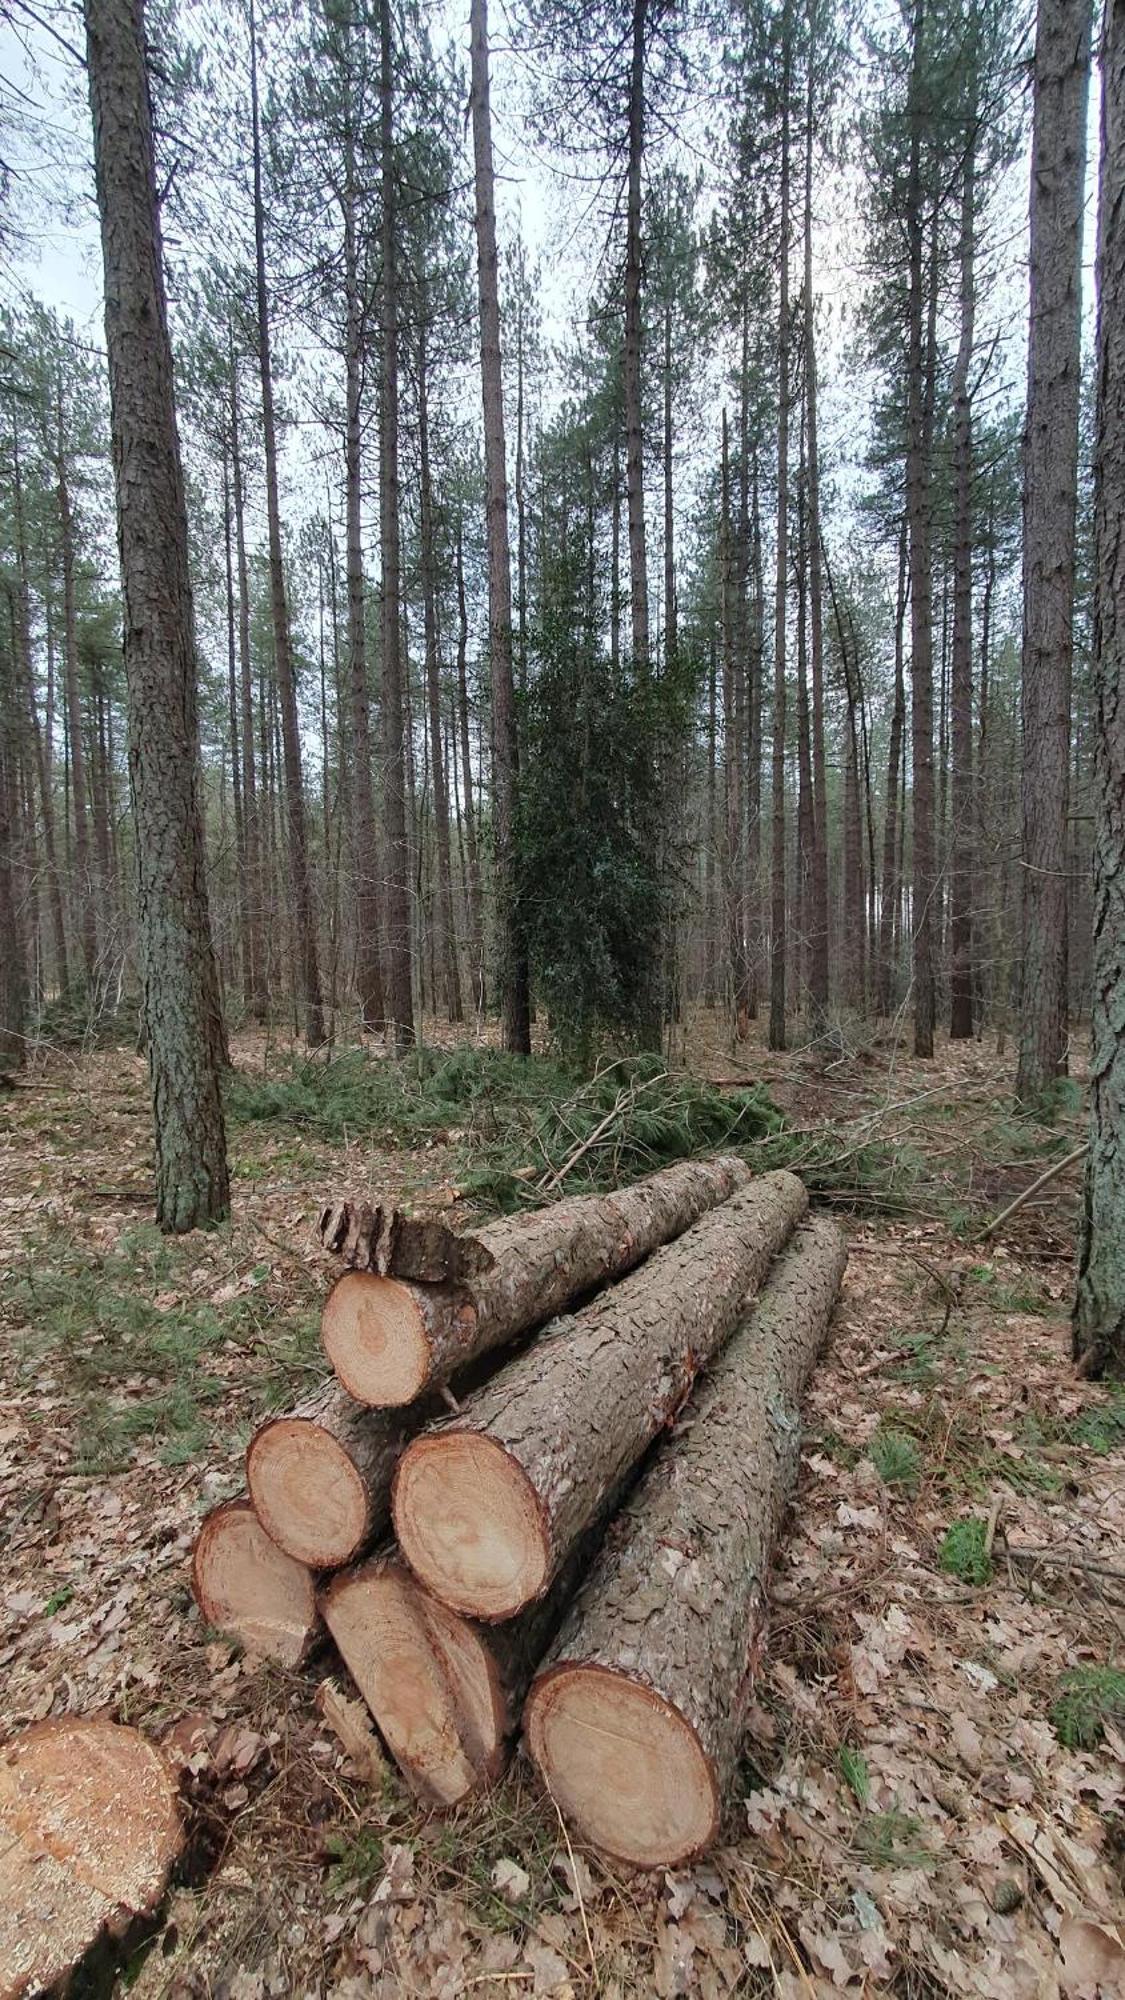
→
(393, 1433, 549, 1619)
(0, 1717, 181, 2000)
(191, 1500, 317, 1667)
(247, 1416, 369, 1567)
(525, 1665, 719, 1870)
(322, 1562, 506, 1806)
(322, 1272, 431, 1407)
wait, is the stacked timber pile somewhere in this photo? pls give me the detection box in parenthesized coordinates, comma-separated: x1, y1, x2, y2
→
(191, 1155, 847, 1867)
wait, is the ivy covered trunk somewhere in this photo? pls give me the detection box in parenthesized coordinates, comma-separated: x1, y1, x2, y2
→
(1074, 0, 1125, 1376)
(84, 0, 229, 1232)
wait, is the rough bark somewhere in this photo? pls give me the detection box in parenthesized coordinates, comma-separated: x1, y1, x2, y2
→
(84, 0, 229, 1231)
(906, 0, 936, 1058)
(191, 1497, 319, 1667)
(342, 125, 385, 1036)
(0, 630, 26, 1074)
(469, 0, 530, 1054)
(418, 324, 462, 1023)
(455, 523, 485, 1013)
(1074, 0, 1125, 1375)
(229, 345, 267, 1022)
(12, 432, 68, 998)
(770, 22, 792, 1054)
(804, 19, 829, 1020)
(392, 1172, 807, 1621)
(0, 1718, 181, 2000)
(524, 1215, 846, 1869)
(320, 1155, 751, 1406)
(950, 143, 977, 1040)
(377, 0, 413, 1050)
(624, 0, 650, 679)
(246, 1379, 419, 1569)
(1017, 0, 1093, 1100)
(721, 413, 748, 1034)
(249, 0, 325, 1049)
(55, 390, 97, 987)
(877, 518, 908, 1017)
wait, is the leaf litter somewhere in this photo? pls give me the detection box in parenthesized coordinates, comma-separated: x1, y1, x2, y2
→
(0, 1023, 1122, 1995)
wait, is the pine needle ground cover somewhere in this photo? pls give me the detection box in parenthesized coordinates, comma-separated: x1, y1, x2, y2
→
(0, 1020, 1120, 1998)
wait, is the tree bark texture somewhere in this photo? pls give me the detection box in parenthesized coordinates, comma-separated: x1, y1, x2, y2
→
(624, 0, 651, 679)
(84, 0, 229, 1231)
(319, 1155, 751, 1406)
(906, 0, 936, 1058)
(770, 22, 791, 1053)
(392, 1172, 807, 1621)
(418, 326, 462, 1023)
(950, 143, 977, 1040)
(804, 22, 829, 1019)
(524, 1215, 846, 1869)
(1017, 0, 1093, 1100)
(469, 0, 530, 1054)
(1074, 0, 1125, 1375)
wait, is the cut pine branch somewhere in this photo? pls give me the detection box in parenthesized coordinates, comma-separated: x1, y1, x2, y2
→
(246, 1381, 419, 1569)
(320, 1155, 751, 1407)
(524, 1214, 847, 1868)
(392, 1171, 807, 1621)
(191, 1498, 319, 1667)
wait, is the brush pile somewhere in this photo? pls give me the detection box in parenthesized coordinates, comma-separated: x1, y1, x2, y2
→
(192, 1155, 846, 1868)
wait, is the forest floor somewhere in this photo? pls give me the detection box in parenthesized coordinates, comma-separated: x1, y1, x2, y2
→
(1, 1010, 1123, 1999)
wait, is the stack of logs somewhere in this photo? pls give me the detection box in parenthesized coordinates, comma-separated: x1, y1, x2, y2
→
(191, 1157, 846, 1869)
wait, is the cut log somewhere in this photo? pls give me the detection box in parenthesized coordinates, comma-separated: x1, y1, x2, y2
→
(0, 1717, 182, 2000)
(321, 1531, 599, 1809)
(524, 1215, 847, 1868)
(392, 1171, 807, 1620)
(322, 1154, 752, 1407)
(246, 1380, 418, 1569)
(319, 1198, 499, 1282)
(191, 1498, 318, 1666)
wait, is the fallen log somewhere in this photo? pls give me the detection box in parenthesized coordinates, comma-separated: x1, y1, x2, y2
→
(191, 1498, 319, 1666)
(318, 1199, 499, 1282)
(321, 1552, 571, 1806)
(0, 1717, 182, 2000)
(392, 1171, 807, 1620)
(524, 1214, 847, 1868)
(321, 1155, 751, 1408)
(246, 1381, 417, 1569)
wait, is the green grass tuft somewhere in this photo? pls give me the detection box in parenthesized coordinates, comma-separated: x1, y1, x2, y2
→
(855, 1806, 935, 1870)
(1051, 1665, 1125, 1750)
(939, 1515, 992, 1585)
(839, 1745, 870, 1806)
(870, 1425, 923, 1491)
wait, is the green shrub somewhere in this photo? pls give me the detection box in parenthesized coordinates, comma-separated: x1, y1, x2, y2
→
(1051, 1666, 1125, 1750)
(870, 1425, 922, 1491)
(939, 1516, 992, 1585)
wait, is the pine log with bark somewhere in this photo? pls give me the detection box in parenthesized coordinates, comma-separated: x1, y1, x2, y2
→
(0, 1718, 181, 2000)
(246, 1381, 420, 1568)
(321, 1547, 585, 1806)
(320, 1155, 750, 1406)
(191, 1498, 319, 1667)
(392, 1172, 807, 1621)
(524, 1214, 846, 1869)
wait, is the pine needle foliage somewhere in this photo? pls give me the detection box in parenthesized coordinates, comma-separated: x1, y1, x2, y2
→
(1051, 1665, 1125, 1750)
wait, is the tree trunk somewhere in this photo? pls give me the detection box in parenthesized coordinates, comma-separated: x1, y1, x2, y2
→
(624, 0, 650, 679)
(84, 0, 229, 1231)
(805, 21, 829, 1020)
(469, 0, 530, 1054)
(877, 516, 909, 1016)
(342, 136, 385, 1036)
(249, 0, 324, 1048)
(1017, 0, 1093, 1100)
(1074, 0, 1125, 1375)
(0, 624, 26, 1073)
(525, 1215, 846, 1870)
(770, 23, 792, 1053)
(12, 430, 68, 998)
(418, 324, 462, 1023)
(455, 522, 485, 1012)
(795, 443, 814, 1000)
(230, 343, 267, 1021)
(906, 0, 937, 1058)
(246, 1378, 420, 1569)
(56, 388, 97, 988)
(721, 413, 748, 1036)
(950, 142, 977, 1040)
(191, 1497, 319, 1667)
(320, 1154, 751, 1406)
(222, 453, 250, 1008)
(392, 1173, 807, 1621)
